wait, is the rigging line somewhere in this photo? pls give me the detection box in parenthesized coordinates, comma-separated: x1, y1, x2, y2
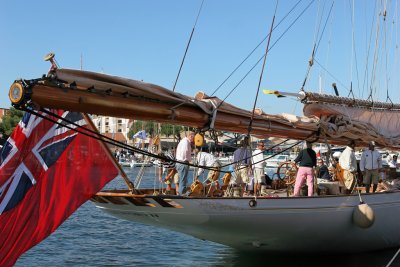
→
(216, 0, 315, 108)
(361, 0, 378, 99)
(251, 140, 303, 168)
(349, 0, 362, 98)
(386, 247, 400, 267)
(221, 138, 299, 169)
(172, 0, 204, 143)
(172, 0, 204, 92)
(168, 0, 204, 147)
(247, 0, 278, 138)
(314, 2, 334, 54)
(350, 0, 355, 89)
(26, 107, 136, 190)
(383, 3, 391, 102)
(26, 107, 233, 174)
(312, 58, 349, 91)
(209, 0, 311, 96)
(311, 0, 323, 51)
(368, 4, 382, 101)
(394, 1, 400, 100)
(32, 109, 158, 158)
(301, 1, 334, 90)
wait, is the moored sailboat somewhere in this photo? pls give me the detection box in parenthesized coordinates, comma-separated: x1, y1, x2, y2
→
(5, 0, 400, 256)
(7, 63, 400, 252)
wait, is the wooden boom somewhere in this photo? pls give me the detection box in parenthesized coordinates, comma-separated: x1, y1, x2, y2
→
(9, 68, 400, 148)
(8, 69, 318, 141)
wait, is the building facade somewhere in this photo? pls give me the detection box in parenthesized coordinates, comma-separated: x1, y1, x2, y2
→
(0, 108, 10, 122)
(91, 115, 132, 144)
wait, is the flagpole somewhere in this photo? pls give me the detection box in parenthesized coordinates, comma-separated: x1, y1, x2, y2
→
(83, 113, 135, 192)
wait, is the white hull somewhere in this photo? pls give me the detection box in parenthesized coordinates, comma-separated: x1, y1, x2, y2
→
(92, 191, 400, 253)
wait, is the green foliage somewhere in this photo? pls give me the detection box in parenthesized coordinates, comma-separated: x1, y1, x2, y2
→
(0, 108, 24, 145)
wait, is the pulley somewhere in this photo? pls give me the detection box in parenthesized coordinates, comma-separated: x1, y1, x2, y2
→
(195, 133, 204, 147)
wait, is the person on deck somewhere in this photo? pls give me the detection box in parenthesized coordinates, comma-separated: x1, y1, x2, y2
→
(233, 138, 252, 194)
(156, 149, 177, 194)
(315, 158, 331, 180)
(252, 141, 266, 196)
(195, 147, 221, 183)
(388, 155, 399, 180)
(175, 131, 195, 195)
(360, 141, 382, 193)
(338, 140, 357, 193)
(293, 141, 317, 197)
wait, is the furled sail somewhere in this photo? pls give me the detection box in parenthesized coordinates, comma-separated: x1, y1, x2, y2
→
(303, 93, 400, 147)
(8, 68, 400, 149)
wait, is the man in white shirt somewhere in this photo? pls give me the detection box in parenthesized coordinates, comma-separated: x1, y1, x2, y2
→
(252, 142, 266, 196)
(175, 132, 195, 195)
(360, 141, 382, 193)
(195, 148, 221, 183)
(338, 140, 357, 193)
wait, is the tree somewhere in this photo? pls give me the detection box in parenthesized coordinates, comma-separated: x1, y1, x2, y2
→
(128, 121, 156, 139)
(0, 108, 24, 145)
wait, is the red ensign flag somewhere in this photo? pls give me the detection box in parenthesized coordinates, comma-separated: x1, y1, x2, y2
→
(0, 110, 119, 266)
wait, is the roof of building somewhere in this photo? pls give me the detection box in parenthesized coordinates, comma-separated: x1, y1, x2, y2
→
(104, 132, 127, 143)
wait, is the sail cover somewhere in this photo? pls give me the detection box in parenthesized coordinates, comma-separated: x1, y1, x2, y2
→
(304, 103, 400, 147)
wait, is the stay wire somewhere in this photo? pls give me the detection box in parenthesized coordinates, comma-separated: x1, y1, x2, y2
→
(210, 0, 311, 97)
(172, 0, 204, 92)
(221, 138, 301, 169)
(216, 0, 315, 109)
(361, 1, 378, 99)
(301, 1, 334, 90)
(170, 0, 204, 146)
(22, 107, 231, 174)
(349, 0, 361, 99)
(20, 107, 316, 175)
(247, 0, 278, 138)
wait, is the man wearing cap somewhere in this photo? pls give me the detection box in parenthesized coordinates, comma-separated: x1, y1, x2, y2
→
(339, 140, 357, 193)
(360, 141, 382, 193)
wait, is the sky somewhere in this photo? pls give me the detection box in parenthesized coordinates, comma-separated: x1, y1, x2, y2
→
(0, 0, 398, 116)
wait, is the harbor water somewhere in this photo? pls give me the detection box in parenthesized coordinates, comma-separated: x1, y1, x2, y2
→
(15, 167, 400, 266)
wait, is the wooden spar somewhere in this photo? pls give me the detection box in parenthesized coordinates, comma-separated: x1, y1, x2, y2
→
(10, 68, 400, 148)
(265, 89, 400, 110)
(305, 92, 400, 110)
(9, 80, 316, 142)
